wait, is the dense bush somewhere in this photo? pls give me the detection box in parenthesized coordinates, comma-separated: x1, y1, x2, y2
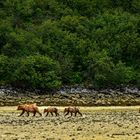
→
(0, 0, 140, 89)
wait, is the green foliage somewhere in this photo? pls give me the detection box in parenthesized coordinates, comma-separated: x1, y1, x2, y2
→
(136, 72, 140, 87)
(112, 62, 135, 84)
(0, 0, 140, 89)
(15, 55, 61, 89)
(0, 55, 61, 89)
(0, 55, 10, 82)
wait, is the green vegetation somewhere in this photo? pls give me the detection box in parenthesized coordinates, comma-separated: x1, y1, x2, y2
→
(0, 0, 140, 89)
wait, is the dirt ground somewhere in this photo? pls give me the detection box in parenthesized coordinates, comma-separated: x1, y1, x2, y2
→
(0, 106, 140, 140)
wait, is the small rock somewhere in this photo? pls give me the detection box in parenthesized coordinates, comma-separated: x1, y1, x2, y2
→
(77, 126, 82, 131)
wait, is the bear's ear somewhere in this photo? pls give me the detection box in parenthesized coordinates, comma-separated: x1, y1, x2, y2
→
(33, 103, 37, 106)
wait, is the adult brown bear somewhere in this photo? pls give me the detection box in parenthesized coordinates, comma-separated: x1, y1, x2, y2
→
(17, 103, 42, 117)
(64, 107, 82, 116)
(44, 107, 59, 116)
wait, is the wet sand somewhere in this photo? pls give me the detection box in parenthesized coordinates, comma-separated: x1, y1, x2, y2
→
(0, 106, 140, 140)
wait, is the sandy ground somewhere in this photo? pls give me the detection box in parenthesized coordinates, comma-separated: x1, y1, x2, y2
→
(0, 106, 140, 140)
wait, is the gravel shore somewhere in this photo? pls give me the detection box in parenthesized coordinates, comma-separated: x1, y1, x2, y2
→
(0, 106, 140, 140)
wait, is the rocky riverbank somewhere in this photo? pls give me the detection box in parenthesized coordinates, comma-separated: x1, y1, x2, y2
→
(0, 86, 140, 106)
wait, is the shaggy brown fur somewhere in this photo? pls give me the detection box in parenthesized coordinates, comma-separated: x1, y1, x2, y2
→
(64, 107, 82, 116)
(17, 103, 42, 117)
(44, 107, 59, 117)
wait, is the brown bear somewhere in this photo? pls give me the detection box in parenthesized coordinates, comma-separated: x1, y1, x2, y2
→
(17, 103, 42, 117)
(64, 107, 82, 116)
(44, 107, 59, 117)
